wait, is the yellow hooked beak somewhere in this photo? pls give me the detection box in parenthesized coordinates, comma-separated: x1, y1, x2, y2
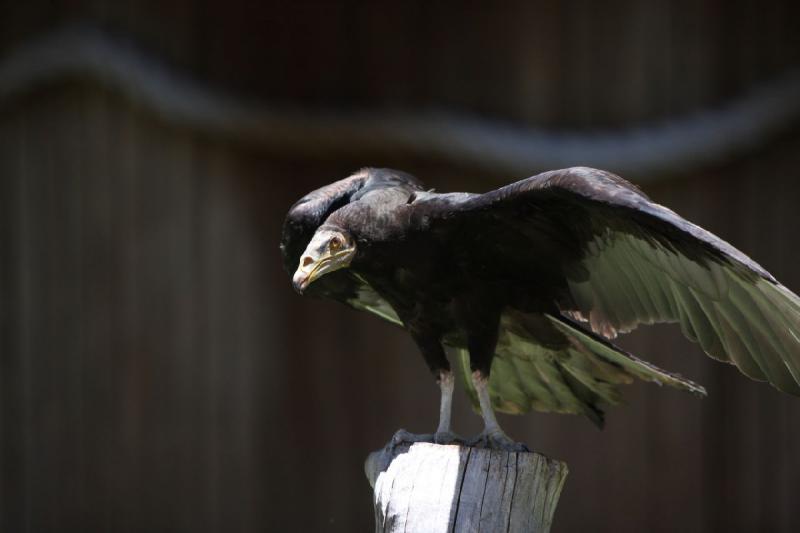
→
(292, 249, 355, 293)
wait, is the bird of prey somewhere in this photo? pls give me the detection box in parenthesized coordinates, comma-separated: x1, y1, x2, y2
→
(281, 167, 800, 450)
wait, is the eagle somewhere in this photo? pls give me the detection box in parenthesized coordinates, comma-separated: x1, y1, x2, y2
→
(280, 167, 800, 450)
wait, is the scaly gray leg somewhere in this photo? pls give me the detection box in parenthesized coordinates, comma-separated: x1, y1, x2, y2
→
(433, 370, 463, 444)
(388, 370, 463, 449)
(468, 370, 529, 452)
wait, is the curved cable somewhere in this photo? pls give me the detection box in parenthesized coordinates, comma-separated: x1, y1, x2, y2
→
(1, 26, 799, 179)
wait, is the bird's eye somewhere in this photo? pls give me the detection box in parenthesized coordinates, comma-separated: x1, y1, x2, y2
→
(329, 237, 342, 251)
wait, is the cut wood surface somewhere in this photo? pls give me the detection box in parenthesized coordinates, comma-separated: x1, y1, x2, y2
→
(365, 442, 568, 533)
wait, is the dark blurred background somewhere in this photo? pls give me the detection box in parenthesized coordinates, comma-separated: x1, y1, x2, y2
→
(1, 1, 799, 532)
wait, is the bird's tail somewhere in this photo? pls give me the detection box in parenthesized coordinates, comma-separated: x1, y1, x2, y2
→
(453, 312, 705, 428)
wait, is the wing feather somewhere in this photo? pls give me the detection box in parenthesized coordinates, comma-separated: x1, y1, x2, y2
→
(421, 166, 800, 395)
(456, 310, 704, 426)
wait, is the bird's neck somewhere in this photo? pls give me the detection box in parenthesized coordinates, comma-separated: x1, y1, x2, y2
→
(327, 200, 411, 244)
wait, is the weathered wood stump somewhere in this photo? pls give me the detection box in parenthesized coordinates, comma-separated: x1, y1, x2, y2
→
(365, 441, 568, 533)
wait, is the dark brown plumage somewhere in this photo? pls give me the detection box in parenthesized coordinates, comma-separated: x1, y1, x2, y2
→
(281, 167, 800, 447)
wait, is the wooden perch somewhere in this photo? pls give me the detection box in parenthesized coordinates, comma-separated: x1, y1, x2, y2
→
(365, 441, 568, 533)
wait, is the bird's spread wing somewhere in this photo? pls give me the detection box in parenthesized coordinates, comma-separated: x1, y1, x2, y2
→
(419, 166, 800, 396)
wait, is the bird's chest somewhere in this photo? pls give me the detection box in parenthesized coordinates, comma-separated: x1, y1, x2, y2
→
(353, 250, 475, 333)
(359, 262, 454, 305)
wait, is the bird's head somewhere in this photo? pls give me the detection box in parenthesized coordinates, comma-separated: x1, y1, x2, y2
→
(292, 226, 356, 293)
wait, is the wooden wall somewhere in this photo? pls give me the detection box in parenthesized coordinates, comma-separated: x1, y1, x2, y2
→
(1, 2, 799, 532)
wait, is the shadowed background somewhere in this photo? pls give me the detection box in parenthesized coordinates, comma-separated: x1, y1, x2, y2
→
(1, 1, 799, 532)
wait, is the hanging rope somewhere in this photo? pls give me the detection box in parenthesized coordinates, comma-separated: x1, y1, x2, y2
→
(2, 26, 799, 179)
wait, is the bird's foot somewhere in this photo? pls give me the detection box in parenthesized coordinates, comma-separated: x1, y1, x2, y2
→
(433, 430, 465, 445)
(467, 429, 529, 452)
(386, 428, 434, 451)
(385, 429, 465, 453)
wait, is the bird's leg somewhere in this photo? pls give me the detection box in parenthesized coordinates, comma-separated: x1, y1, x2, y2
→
(468, 370, 529, 452)
(387, 370, 463, 449)
(455, 304, 528, 452)
(387, 322, 465, 449)
(433, 370, 463, 444)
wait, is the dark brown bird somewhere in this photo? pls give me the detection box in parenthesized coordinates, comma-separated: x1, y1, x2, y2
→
(281, 167, 800, 450)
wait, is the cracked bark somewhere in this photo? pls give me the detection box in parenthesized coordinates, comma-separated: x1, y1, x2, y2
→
(365, 442, 568, 533)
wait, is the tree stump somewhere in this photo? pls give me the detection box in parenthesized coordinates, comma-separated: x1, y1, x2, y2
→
(365, 441, 568, 533)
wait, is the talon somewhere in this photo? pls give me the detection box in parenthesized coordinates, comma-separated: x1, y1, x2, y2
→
(433, 431, 465, 445)
(468, 429, 529, 452)
(386, 429, 434, 451)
